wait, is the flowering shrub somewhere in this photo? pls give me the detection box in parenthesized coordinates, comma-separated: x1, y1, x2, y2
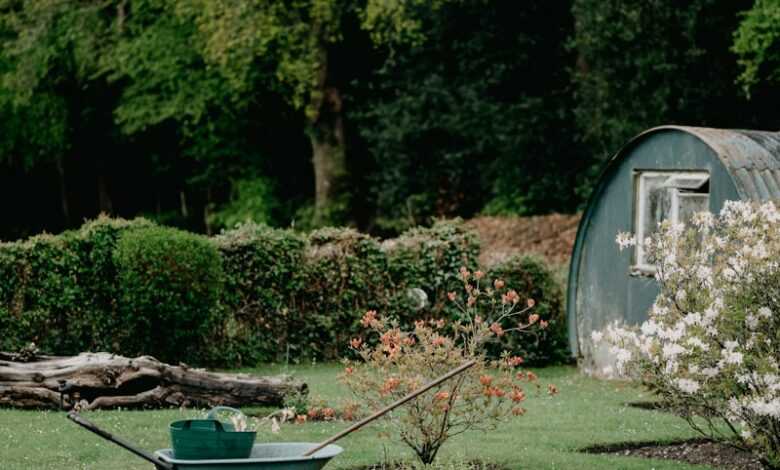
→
(341, 268, 554, 465)
(600, 201, 780, 469)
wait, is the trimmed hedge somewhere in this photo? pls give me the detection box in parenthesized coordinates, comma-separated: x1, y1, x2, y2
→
(114, 226, 223, 363)
(214, 223, 306, 365)
(0, 217, 567, 366)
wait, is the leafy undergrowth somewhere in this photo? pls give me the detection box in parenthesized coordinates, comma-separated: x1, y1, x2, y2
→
(0, 365, 713, 469)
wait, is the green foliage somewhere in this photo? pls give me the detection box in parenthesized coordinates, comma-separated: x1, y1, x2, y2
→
(733, 0, 780, 95)
(487, 256, 569, 365)
(113, 225, 223, 363)
(571, 0, 778, 200)
(383, 220, 480, 322)
(214, 223, 306, 364)
(350, 0, 581, 229)
(294, 227, 392, 358)
(0, 217, 572, 367)
(209, 177, 278, 231)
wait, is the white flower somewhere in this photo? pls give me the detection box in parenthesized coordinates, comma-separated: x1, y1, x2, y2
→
(674, 378, 701, 394)
(615, 232, 636, 250)
(758, 306, 772, 319)
(591, 330, 603, 343)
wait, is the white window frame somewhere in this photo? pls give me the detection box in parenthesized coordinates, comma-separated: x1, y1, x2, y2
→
(632, 171, 709, 275)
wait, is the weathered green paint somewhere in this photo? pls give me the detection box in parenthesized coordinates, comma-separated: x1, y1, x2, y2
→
(566, 126, 780, 364)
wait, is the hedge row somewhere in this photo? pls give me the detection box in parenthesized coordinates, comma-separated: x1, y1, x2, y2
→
(0, 217, 568, 365)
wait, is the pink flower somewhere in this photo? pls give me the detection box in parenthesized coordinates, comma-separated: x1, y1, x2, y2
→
(494, 279, 505, 290)
(447, 291, 457, 302)
(474, 270, 485, 280)
(350, 338, 362, 349)
(490, 322, 505, 336)
(361, 310, 378, 327)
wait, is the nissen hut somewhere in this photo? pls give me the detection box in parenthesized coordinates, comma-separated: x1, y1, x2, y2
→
(567, 125, 780, 371)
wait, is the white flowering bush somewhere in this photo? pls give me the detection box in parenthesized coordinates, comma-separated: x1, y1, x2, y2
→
(599, 201, 780, 469)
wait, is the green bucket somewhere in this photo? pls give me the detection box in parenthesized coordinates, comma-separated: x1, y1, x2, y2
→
(170, 406, 257, 460)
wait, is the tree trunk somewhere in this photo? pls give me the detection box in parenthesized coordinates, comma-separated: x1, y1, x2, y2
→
(308, 42, 347, 226)
(0, 352, 307, 410)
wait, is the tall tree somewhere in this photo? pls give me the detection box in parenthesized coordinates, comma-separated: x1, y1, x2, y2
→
(733, 0, 780, 95)
(178, 0, 456, 225)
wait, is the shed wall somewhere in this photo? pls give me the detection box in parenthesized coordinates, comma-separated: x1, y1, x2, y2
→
(572, 130, 740, 368)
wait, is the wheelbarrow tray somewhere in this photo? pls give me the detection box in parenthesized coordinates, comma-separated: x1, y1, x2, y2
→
(155, 443, 343, 470)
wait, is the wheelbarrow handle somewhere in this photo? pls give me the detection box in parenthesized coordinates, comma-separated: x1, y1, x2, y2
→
(67, 412, 175, 470)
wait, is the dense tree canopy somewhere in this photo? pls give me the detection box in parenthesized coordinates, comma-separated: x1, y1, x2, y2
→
(0, 0, 776, 239)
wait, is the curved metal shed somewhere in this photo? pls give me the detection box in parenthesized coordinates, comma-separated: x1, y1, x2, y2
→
(567, 126, 780, 368)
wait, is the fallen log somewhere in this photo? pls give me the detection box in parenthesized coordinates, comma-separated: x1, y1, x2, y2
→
(0, 352, 306, 410)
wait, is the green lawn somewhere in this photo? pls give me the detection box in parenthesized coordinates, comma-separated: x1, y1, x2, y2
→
(0, 365, 713, 469)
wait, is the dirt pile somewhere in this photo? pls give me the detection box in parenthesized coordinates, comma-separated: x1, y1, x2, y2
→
(466, 214, 581, 268)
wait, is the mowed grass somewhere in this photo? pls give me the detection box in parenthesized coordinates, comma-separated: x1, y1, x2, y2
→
(0, 365, 713, 469)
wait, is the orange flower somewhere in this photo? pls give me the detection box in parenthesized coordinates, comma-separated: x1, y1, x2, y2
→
(527, 371, 538, 382)
(295, 414, 308, 424)
(507, 356, 524, 367)
(512, 407, 526, 416)
(307, 407, 320, 419)
(480, 375, 493, 386)
(489, 322, 505, 336)
(474, 270, 485, 280)
(402, 336, 416, 346)
(447, 291, 457, 302)
(432, 336, 446, 347)
(322, 407, 336, 419)
(381, 377, 401, 395)
(539, 320, 549, 329)
(526, 298, 536, 308)
(493, 279, 505, 290)
(511, 388, 526, 403)
(344, 366, 354, 375)
(434, 391, 450, 401)
(435, 319, 446, 329)
(502, 290, 519, 305)
(350, 338, 362, 349)
(487, 387, 505, 398)
(361, 310, 378, 328)
(474, 315, 483, 324)
(459, 266, 471, 281)
(528, 314, 540, 324)
(547, 384, 559, 396)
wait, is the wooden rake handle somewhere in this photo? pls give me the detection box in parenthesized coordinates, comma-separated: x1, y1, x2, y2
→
(302, 359, 477, 457)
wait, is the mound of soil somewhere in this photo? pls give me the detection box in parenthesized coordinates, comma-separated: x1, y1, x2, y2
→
(583, 438, 765, 470)
(466, 214, 580, 268)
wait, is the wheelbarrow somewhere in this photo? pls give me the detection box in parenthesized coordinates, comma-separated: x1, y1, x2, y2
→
(67, 412, 342, 470)
(67, 360, 475, 469)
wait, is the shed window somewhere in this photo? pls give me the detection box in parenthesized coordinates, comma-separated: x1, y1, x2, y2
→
(633, 171, 709, 274)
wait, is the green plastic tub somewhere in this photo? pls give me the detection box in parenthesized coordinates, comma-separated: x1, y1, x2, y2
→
(155, 443, 343, 470)
(170, 407, 256, 460)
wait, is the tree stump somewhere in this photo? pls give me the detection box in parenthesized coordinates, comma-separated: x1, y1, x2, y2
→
(0, 352, 306, 410)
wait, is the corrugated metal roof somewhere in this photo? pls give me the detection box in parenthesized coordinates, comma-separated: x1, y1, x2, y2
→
(641, 126, 780, 201)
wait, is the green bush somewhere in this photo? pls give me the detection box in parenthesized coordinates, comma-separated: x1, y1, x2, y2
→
(295, 227, 391, 359)
(486, 255, 569, 365)
(3, 217, 561, 368)
(114, 225, 223, 363)
(214, 223, 305, 364)
(382, 220, 480, 323)
(0, 217, 156, 355)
